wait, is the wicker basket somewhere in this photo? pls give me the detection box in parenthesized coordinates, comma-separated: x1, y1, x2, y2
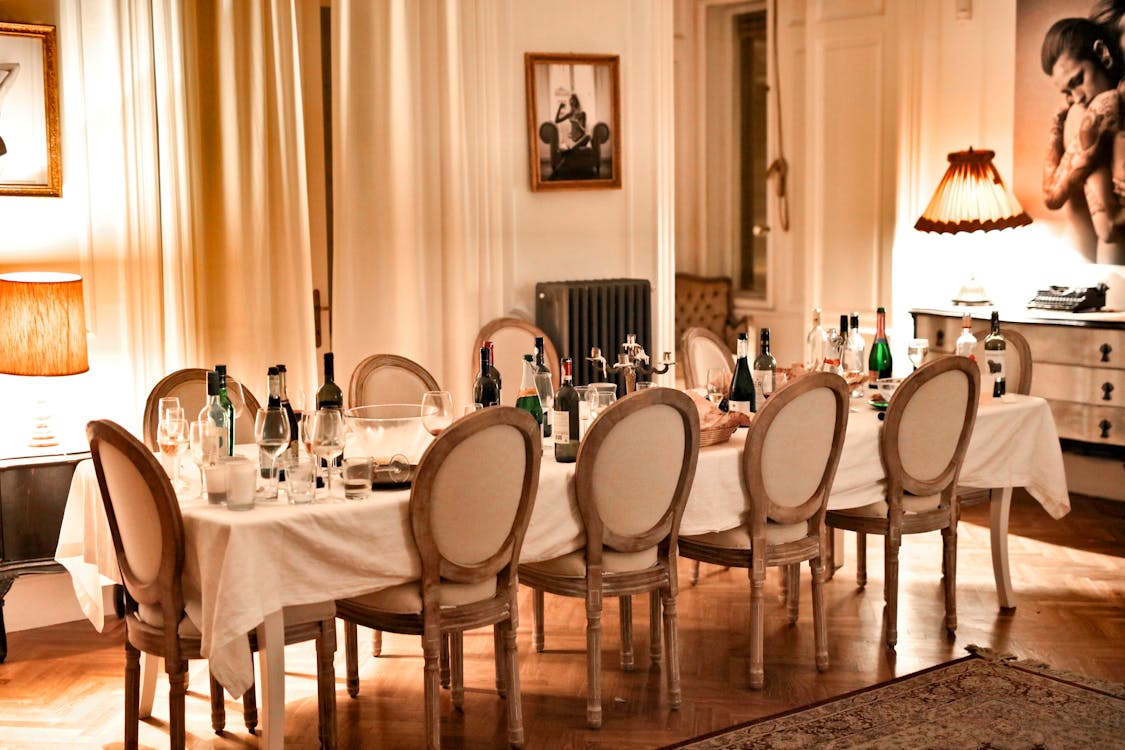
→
(699, 424, 737, 447)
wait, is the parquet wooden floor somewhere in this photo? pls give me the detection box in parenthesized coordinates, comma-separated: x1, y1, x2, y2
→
(1, 492, 1122, 749)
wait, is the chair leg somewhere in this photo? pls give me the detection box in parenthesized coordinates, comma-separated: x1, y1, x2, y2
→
(168, 660, 189, 750)
(943, 525, 958, 634)
(344, 620, 360, 698)
(316, 620, 338, 750)
(503, 618, 525, 747)
(493, 625, 507, 698)
(440, 633, 451, 690)
(422, 629, 442, 750)
(786, 564, 800, 625)
(619, 596, 635, 671)
(778, 564, 789, 604)
(371, 629, 383, 657)
(661, 588, 682, 710)
(450, 632, 465, 710)
(810, 556, 829, 672)
(690, 559, 701, 586)
(209, 673, 226, 734)
(884, 532, 901, 649)
(585, 589, 603, 729)
(856, 531, 867, 588)
(124, 641, 140, 750)
(648, 591, 662, 670)
(242, 679, 258, 734)
(749, 563, 766, 689)
(532, 589, 545, 652)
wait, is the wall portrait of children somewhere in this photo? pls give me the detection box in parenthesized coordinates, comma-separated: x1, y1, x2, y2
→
(1014, 0, 1125, 265)
(0, 22, 60, 197)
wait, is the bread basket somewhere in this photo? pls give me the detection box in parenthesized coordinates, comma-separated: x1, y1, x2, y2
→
(699, 423, 737, 447)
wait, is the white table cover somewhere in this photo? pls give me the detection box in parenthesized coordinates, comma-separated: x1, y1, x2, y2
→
(56, 394, 1067, 697)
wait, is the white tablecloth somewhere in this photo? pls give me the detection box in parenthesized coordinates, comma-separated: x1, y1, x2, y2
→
(56, 394, 1067, 696)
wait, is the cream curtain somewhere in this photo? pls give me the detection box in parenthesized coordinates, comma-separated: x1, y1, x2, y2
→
(62, 0, 317, 430)
(332, 0, 510, 408)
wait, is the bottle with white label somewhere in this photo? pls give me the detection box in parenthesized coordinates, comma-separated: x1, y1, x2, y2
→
(729, 332, 757, 415)
(553, 358, 580, 463)
(955, 313, 977, 360)
(752, 327, 776, 411)
(984, 311, 1006, 397)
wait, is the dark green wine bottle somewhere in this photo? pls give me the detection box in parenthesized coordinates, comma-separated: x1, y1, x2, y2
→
(728, 332, 757, 415)
(868, 306, 893, 385)
(514, 354, 543, 425)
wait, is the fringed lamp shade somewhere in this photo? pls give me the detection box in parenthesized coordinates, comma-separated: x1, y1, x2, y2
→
(0, 272, 89, 376)
(914, 149, 1032, 234)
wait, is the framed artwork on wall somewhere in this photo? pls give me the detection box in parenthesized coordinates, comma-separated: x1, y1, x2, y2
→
(1013, 0, 1125, 265)
(0, 22, 61, 197)
(524, 52, 621, 192)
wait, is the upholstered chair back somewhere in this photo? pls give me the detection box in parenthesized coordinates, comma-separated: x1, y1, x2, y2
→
(411, 407, 541, 585)
(349, 354, 439, 409)
(576, 388, 700, 555)
(680, 326, 734, 390)
(884, 357, 980, 497)
(143, 368, 261, 449)
(746, 372, 849, 527)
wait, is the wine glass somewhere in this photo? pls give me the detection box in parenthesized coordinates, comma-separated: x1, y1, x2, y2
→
(311, 408, 347, 498)
(908, 338, 930, 370)
(463, 403, 484, 417)
(705, 367, 728, 406)
(421, 391, 454, 436)
(586, 389, 616, 421)
(299, 412, 315, 459)
(189, 420, 222, 499)
(158, 397, 181, 425)
(254, 406, 290, 500)
(226, 379, 246, 420)
(157, 407, 189, 492)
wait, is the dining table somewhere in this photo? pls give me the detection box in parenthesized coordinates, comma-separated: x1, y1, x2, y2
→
(55, 392, 1068, 750)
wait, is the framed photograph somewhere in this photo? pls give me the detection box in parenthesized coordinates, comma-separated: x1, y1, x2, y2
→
(525, 52, 621, 191)
(0, 22, 61, 197)
(1012, 1, 1124, 265)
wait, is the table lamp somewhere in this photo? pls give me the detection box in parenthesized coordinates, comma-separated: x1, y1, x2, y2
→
(914, 148, 1031, 305)
(0, 272, 89, 447)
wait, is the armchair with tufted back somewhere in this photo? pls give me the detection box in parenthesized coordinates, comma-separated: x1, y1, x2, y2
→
(539, 121, 612, 180)
(674, 273, 752, 360)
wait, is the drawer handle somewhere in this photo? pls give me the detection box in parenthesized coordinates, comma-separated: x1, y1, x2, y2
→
(1100, 419, 1112, 439)
(1104, 382, 1115, 401)
(1101, 343, 1112, 363)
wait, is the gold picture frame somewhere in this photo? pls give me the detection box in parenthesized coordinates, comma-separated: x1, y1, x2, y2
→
(525, 52, 621, 191)
(0, 22, 61, 197)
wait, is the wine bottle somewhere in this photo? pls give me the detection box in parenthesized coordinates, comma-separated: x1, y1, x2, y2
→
(955, 313, 978, 361)
(514, 354, 543, 426)
(199, 370, 230, 456)
(805, 308, 828, 372)
(316, 352, 344, 409)
(843, 312, 866, 395)
(553, 357, 580, 463)
(984, 311, 1006, 397)
(276, 364, 301, 466)
(473, 346, 500, 407)
(261, 366, 282, 478)
(729, 332, 757, 415)
(868, 306, 892, 385)
(534, 336, 554, 438)
(215, 364, 236, 456)
(486, 340, 502, 400)
(751, 328, 776, 411)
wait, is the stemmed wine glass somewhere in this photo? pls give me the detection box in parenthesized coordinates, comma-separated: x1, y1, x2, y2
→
(158, 397, 181, 424)
(421, 391, 454, 436)
(908, 338, 930, 370)
(157, 407, 189, 492)
(311, 408, 347, 498)
(226, 380, 246, 422)
(254, 406, 290, 500)
(705, 367, 729, 406)
(586, 389, 616, 421)
(189, 419, 222, 499)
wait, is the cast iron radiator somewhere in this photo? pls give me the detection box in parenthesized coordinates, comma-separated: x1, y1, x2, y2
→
(535, 278, 652, 386)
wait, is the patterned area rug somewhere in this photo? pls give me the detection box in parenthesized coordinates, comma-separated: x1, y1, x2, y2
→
(666, 647, 1125, 749)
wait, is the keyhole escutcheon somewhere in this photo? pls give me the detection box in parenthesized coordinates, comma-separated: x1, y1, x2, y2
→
(1099, 419, 1112, 439)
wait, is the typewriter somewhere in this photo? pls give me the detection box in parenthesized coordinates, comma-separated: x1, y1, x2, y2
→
(1027, 283, 1108, 312)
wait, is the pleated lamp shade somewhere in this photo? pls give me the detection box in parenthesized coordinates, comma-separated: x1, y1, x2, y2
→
(914, 148, 1032, 234)
(0, 272, 89, 376)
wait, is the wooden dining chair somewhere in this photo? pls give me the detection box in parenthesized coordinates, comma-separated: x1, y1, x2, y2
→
(474, 317, 560, 394)
(336, 407, 541, 749)
(348, 353, 440, 409)
(86, 420, 338, 749)
(678, 372, 849, 688)
(679, 325, 735, 391)
(142, 368, 262, 449)
(826, 356, 980, 649)
(519, 388, 700, 728)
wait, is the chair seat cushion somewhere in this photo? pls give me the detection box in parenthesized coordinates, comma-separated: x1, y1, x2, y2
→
(682, 520, 808, 550)
(522, 546, 658, 577)
(339, 578, 498, 615)
(835, 493, 942, 518)
(134, 605, 202, 638)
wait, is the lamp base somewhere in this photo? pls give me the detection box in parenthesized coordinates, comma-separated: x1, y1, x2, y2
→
(952, 276, 991, 306)
(29, 400, 58, 448)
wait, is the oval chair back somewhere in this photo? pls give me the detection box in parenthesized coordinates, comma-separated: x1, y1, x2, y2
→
(349, 354, 439, 409)
(143, 368, 262, 449)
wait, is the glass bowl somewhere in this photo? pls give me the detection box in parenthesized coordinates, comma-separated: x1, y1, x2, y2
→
(345, 404, 432, 465)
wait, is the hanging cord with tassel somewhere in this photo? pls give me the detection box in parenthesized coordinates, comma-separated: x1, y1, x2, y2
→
(767, 0, 790, 231)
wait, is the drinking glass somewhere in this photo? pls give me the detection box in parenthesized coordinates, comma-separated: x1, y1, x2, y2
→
(254, 406, 290, 500)
(226, 380, 246, 420)
(157, 407, 189, 492)
(342, 457, 373, 500)
(421, 391, 454, 436)
(586, 389, 616, 421)
(299, 412, 314, 459)
(285, 458, 316, 505)
(311, 408, 347, 498)
(189, 420, 222, 499)
(463, 403, 484, 417)
(908, 338, 929, 370)
(705, 368, 728, 406)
